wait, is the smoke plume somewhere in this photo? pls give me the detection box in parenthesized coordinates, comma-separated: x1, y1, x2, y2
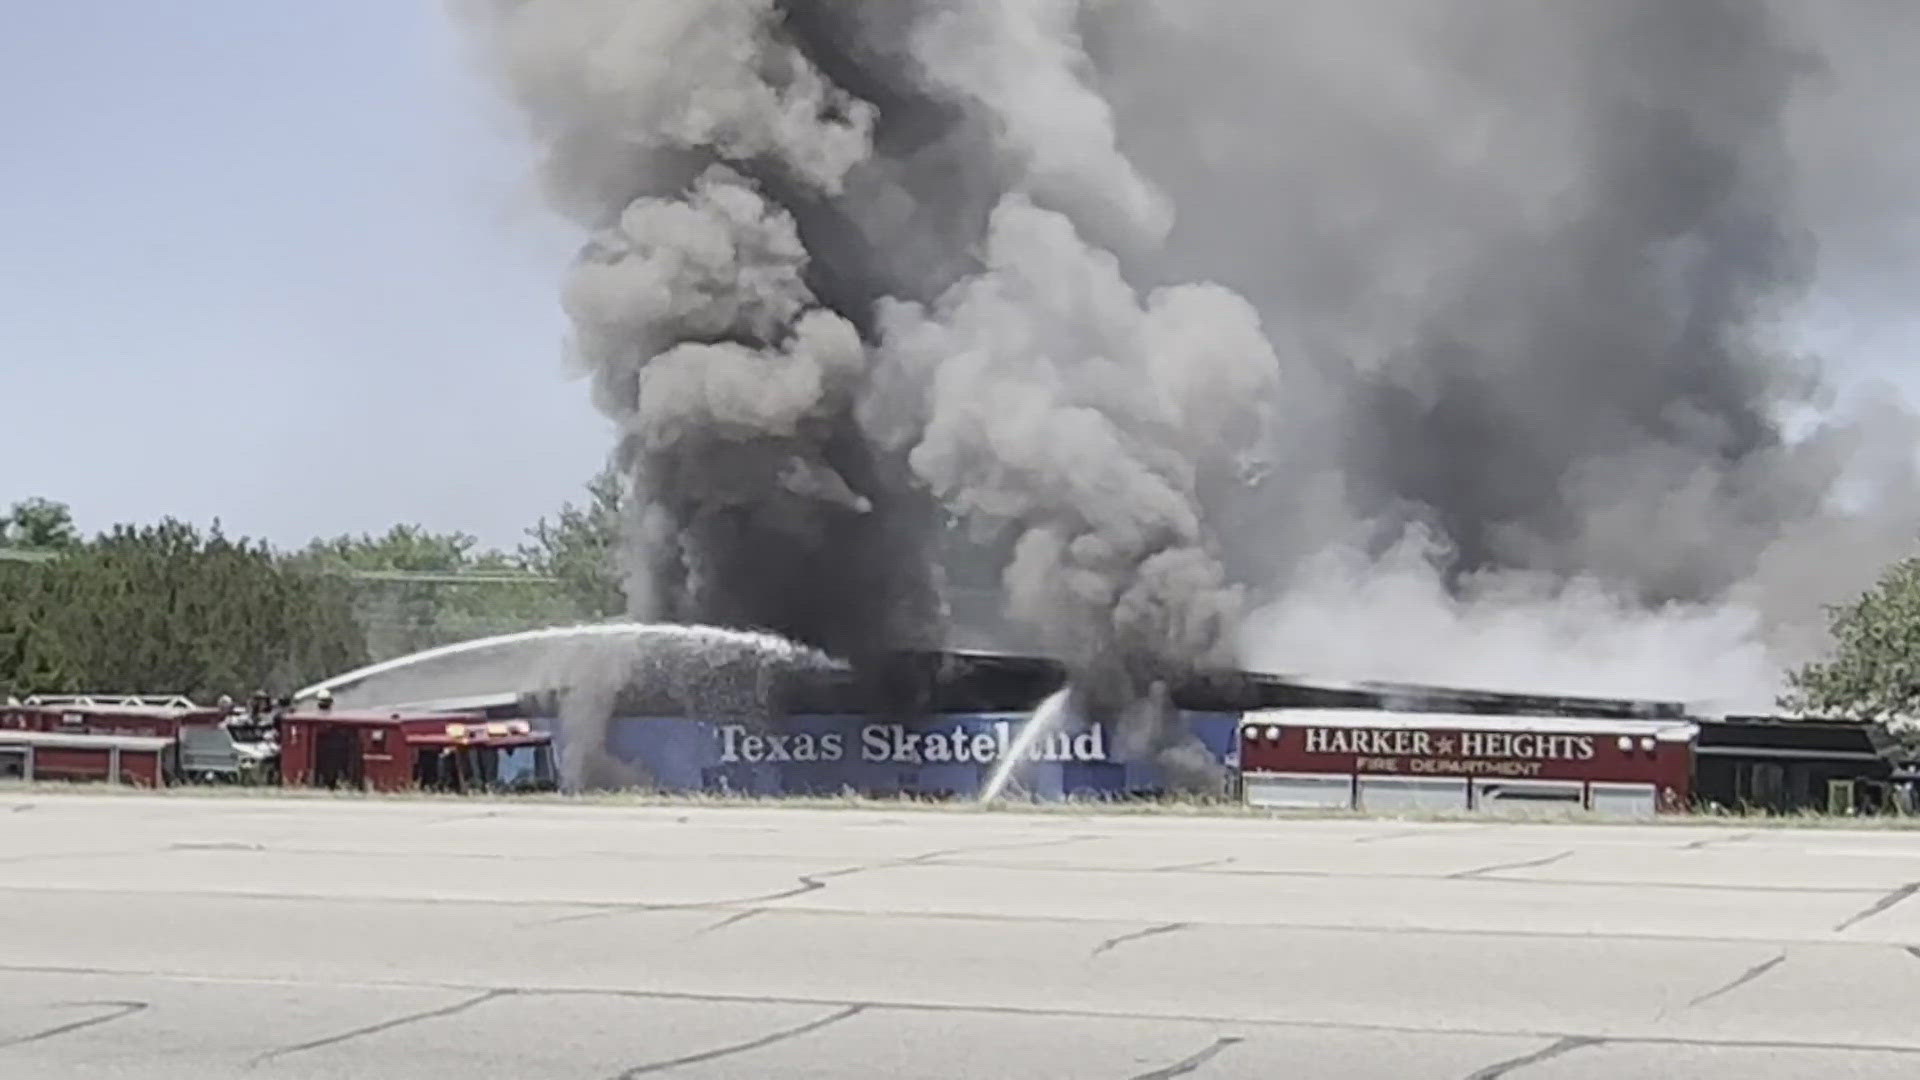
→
(1078, 0, 1920, 707)
(467, 0, 1920, 763)
(467, 0, 937, 664)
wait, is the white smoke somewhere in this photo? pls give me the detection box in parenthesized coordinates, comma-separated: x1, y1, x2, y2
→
(480, 0, 874, 204)
(906, 0, 1173, 247)
(1238, 388, 1920, 712)
(1241, 529, 1780, 710)
(866, 194, 1274, 678)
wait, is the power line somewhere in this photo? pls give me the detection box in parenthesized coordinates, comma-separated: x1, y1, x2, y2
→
(0, 548, 60, 564)
(339, 570, 560, 585)
(0, 549, 560, 585)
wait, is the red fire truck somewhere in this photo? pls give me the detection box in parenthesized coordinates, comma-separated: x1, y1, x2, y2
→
(1238, 709, 1698, 816)
(278, 709, 558, 794)
(0, 694, 269, 786)
(2, 694, 227, 739)
(0, 730, 178, 786)
(2, 694, 556, 794)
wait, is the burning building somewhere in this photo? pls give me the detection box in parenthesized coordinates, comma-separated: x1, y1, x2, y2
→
(293, 624, 1704, 803)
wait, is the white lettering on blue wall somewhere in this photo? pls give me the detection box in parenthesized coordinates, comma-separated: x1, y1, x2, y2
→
(720, 721, 1107, 765)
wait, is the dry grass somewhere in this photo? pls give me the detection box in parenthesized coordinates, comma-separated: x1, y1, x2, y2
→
(3, 779, 1918, 831)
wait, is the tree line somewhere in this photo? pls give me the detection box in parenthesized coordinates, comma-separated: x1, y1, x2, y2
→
(4, 476, 1919, 723)
(0, 472, 626, 700)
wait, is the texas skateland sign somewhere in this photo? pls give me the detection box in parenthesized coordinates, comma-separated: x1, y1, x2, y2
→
(716, 720, 1109, 766)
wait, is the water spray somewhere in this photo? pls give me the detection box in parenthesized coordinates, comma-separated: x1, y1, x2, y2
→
(978, 688, 1073, 804)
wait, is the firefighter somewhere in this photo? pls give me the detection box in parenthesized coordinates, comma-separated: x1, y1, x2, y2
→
(268, 695, 294, 745)
(315, 688, 335, 713)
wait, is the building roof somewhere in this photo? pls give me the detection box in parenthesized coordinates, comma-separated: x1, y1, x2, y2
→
(289, 625, 1704, 723)
(1241, 709, 1699, 741)
(1696, 716, 1896, 755)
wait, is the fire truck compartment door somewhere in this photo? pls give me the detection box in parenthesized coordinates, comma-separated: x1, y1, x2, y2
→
(1244, 772, 1354, 810)
(1357, 776, 1467, 812)
(1588, 782, 1658, 817)
(1472, 778, 1585, 816)
(179, 726, 241, 775)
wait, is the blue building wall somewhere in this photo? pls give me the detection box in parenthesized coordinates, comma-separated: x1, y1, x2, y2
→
(544, 711, 1243, 799)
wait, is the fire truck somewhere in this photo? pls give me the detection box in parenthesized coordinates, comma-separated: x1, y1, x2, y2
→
(278, 708, 557, 793)
(0, 694, 556, 794)
(1236, 709, 1698, 816)
(0, 694, 274, 786)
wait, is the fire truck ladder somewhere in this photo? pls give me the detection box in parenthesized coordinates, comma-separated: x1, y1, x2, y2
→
(19, 694, 201, 710)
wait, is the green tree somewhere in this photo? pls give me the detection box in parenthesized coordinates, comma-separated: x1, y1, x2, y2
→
(1783, 556, 1920, 720)
(305, 524, 585, 660)
(0, 519, 365, 699)
(522, 465, 628, 619)
(1, 497, 80, 551)
(0, 471, 633, 694)
(0, 564, 78, 696)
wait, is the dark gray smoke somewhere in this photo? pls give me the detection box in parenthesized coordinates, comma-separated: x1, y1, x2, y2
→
(1077, 1, 1920, 705)
(465, 0, 1263, 784)
(1354, 2, 1819, 603)
(465, 2, 1920, 737)
(1085, 2, 1825, 593)
(462, 0, 942, 664)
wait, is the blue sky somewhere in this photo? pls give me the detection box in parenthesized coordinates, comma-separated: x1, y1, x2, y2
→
(1, 2, 604, 549)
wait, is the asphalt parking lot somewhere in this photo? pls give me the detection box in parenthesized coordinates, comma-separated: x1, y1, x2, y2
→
(4, 793, 1920, 1077)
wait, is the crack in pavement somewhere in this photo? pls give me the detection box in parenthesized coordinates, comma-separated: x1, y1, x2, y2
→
(812, 864, 889, 880)
(249, 989, 511, 1064)
(1834, 881, 1920, 932)
(1463, 1035, 1603, 1079)
(0, 848, 161, 866)
(1448, 851, 1573, 880)
(901, 835, 1098, 865)
(2, 886, 1896, 948)
(1129, 1035, 1244, 1079)
(11, 966, 1920, 1059)
(1092, 922, 1191, 958)
(1353, 829, 1429, 844)
(164, 844, 685, 865)
(797, 853, 1868, 895)
(608, 1005, 865, 1078)
(1151, 858, 1237, 873)
(427, 811, 503, 827)
(0, 1000, 148, 1049)
(1681, 832, 1754, 850)
(1685, 951, 1787, 1009)
(1, 844, 1878, 897)
(694, 909, 766, 937)
(524, 875, 830, 928)
(806, 836, 1095, 882)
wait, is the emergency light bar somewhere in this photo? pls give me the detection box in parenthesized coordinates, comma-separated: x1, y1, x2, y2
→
(442, 721, 533, 740)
